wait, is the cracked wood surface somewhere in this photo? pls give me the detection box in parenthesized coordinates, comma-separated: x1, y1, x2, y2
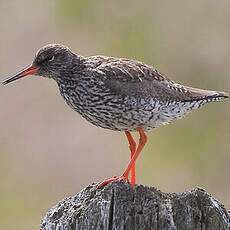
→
(40, 182, 230, 230)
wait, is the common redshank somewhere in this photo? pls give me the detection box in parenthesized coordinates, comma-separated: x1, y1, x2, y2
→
(2, 44, 229, 187)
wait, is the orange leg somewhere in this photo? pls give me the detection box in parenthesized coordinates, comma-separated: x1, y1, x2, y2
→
(98, 128, 147, 188)
(122, 128, 147, 181)
(125, 131, 136, 186)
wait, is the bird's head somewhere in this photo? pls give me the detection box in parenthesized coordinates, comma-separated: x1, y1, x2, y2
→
(2, 44, 78, 85)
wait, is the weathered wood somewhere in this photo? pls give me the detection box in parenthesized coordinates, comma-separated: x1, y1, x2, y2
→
(40, 182, 230, 230)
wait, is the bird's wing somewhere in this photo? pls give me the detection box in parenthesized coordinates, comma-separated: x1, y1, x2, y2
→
(90, 56, 228, 103)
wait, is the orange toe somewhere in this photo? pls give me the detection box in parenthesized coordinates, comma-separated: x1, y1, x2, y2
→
(97, 175, 127, 188)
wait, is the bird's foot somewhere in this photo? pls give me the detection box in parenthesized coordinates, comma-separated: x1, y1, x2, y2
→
(97, 175, 127, 188)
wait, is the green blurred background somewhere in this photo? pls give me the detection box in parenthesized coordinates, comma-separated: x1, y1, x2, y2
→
(0, 0, 229, 229)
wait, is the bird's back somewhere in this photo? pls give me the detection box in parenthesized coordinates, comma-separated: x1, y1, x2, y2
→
(85, 55, 228, 101)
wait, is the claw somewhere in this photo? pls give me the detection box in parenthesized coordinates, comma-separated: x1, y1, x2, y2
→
(97, 175, 127, 188)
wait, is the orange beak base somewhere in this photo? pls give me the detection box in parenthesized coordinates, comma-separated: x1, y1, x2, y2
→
(2, 65, 38, 85)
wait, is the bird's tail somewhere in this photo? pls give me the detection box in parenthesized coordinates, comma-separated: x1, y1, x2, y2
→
(182, 86, 229, 102)
(158, 87, 228, 127)
(202, 90, 229, 102)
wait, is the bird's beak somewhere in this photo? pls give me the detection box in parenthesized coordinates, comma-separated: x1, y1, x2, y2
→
(2, 65, 39, 85)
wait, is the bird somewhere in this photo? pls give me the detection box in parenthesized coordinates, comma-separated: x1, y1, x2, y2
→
(2, 44, 229, 187)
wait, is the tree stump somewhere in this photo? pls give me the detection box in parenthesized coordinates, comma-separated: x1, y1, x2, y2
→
(40, 182, 230, 230)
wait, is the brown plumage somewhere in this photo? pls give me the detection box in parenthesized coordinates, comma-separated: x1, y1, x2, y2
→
(2, 44, 229, 187)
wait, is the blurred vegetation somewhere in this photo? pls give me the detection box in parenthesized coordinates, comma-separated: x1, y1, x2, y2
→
(0, 0, 229, 229)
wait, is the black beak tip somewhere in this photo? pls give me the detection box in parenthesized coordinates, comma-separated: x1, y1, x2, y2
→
(2, 77, 13, 86)
(2, 79, 8, 85)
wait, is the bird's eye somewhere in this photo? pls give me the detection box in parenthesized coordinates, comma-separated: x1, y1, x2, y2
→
(47, 55, 54, 62)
